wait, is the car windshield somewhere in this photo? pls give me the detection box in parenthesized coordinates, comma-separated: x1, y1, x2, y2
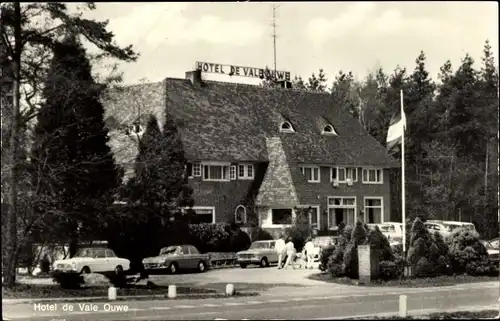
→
(160, 246, 178, 255)
(250, 242, 269, 249)
(74, 249, 93, 257)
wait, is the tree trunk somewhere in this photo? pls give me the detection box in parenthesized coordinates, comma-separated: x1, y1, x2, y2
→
(3, 2, 22, 288)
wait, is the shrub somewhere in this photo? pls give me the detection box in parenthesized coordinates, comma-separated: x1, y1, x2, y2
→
(251, 228, 274, 241)
(380, 253, 408, 280)
(327, 242, 348, 277)
(52, 271, 84, 289)
(407, 218, 450, 277)
(367, 225, 394, 262)
(448, 229, 495, 276)
(320, 245, 335, 272)
(188, 223, 232, 253)
(229, 230, 252, 252)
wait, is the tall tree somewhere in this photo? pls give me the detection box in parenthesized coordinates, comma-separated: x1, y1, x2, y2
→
(292, 75, 307, 90)
(307, 68, 327, 92)
(30, 36, 121, 258)
(446, 54, 483, 160)
(1, 2, 137, 287)
(331, 70, 359, 117)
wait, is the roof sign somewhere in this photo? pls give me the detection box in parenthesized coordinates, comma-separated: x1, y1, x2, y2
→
(196, 61, 291, 81)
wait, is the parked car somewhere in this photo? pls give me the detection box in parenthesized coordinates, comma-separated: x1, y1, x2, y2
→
(236, 240, 277, 268)
(424, 221, 476, 239)
(489, 238, 499, 249)
(367, 222, 403, 244)
(480, 239, 500, 264)
(52, 247, 130, 275)
(142, 245, 209, 275)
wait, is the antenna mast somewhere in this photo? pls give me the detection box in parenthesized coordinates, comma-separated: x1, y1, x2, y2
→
(272, 4, 280, 78)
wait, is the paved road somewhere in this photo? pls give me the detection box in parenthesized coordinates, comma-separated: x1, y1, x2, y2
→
(3, 282, 498, 320)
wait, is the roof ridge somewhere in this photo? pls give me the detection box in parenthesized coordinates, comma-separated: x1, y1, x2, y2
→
(164, 77, 332, 96)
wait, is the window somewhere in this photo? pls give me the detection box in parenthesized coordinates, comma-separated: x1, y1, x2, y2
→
(362, 168, 383, 184)
(280, 121, 295, 133)
(192, 207, 215, 223)
(238, 164, 254, 179)
(132, 123, 143, 135)
(322, 125, 337, 135)
(193, 163, 201, 177)
(93, 249, 106, 258)
(203, 164, 230, 181)
(230, 165, 236, 180)
(364, 197, 383, 224)
(105, 250, 116, 258)
(271, 208, 293, 225)
(186, 163, 193, 178)
(235, 205, 246, 224)
(188, 245, 200, 254)
(332, 167, 357, 183)
(300, 166, 320, 183)
(327, 197, 356, 229)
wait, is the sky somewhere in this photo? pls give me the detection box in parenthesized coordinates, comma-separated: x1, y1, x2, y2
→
(83, 2, 499, 86)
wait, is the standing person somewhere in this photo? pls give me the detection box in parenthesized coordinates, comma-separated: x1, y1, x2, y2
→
(275, 235, 286, 269)
(303, 237, 315, 269)
(283, 237, 296, 269)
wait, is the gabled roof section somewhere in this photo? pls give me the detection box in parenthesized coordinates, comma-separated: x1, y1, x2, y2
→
(256, 137, 299, 207)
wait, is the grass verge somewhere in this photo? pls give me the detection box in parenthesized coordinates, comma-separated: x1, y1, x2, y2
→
(349, 310, 498, 319)
(2, 283, 218, 299)
(308, 272, 499, 288)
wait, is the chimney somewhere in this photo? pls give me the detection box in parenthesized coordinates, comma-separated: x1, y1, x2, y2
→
(185, 69, 202, 86)
(279, 80, 292, 89)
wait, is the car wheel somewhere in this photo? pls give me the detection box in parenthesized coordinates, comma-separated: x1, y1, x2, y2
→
(81, 266, 91, 274)
(114, 265, 124, 276)
(260, 257, 269, 268)
(169, 263, 178, 274)
(198, 261, 206, 273)
(240, 263, 247, 269)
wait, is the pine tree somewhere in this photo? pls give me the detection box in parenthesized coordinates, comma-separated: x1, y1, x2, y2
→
(307, 69, 327, 92)
(292, 75, 307, 90)
(30, 36, 121, 257)
(331, 70, 359, 117)
(447, 54, 483, 160)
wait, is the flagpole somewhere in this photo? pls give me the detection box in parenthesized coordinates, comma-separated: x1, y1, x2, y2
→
(400, 89, 406, 254)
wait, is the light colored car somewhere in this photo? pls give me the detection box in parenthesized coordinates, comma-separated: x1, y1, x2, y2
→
(142, 245, 209, 274)
(368, 222, 404, 244)
(489, 238, 499, 249)
(53, 247, 130, 275)
(236, 240, 278, 268)
(480, 240, 499, 263)
(424, 221, 476, 239)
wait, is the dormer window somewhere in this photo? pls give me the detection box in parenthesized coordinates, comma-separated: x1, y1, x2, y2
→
(322, 124, 337, 135)
(280, 121, 295, 133)
(125, 123, 144, 136)
(132, 123, 144, 135)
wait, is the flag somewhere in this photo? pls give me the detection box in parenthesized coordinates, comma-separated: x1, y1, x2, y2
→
(386, 109, 406, 154)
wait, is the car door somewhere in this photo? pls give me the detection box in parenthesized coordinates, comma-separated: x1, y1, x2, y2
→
(188, 246, 202, 268)
(93, 249, 107, 272)
(177, 246, 191, 269)
(105, 249, 117, 270)
(268, 241, 278, 262)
